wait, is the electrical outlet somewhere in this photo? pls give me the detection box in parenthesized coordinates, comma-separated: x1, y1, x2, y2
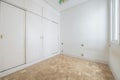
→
(81, 44, 84, 47)
(81, 53, 84, 56)
(61, 43, 64, 45)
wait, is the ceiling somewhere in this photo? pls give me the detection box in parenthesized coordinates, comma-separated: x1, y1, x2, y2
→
(45, 0, 89, 12)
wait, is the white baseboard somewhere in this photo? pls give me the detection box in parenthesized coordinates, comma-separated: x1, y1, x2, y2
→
(62, 53, 108, 64)
(0, 53, 59, 78)
(109, 63, 120, 80)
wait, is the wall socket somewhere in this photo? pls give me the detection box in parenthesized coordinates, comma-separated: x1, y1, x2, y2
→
(81, 53, 84, 56)
(61, 43, 64, 45)
(81, 44, 84, 47)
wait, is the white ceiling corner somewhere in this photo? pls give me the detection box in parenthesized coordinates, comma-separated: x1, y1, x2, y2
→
(45, 0, 89, 12)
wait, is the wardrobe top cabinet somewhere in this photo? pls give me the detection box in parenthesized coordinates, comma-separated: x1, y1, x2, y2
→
(43, 7, 60, 23)
(25, 0, 42, 16)
(2, 0, 60, 23)
(2, 0, 42, 16)
(2, 0, 26, 9)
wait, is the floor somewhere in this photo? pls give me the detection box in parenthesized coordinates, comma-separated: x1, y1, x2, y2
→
(0, 55, 115, 80)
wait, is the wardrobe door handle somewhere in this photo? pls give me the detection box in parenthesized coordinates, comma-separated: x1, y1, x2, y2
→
(0, 34, 3, 39)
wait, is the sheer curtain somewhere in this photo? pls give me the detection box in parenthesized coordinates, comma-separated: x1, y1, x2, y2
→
(111, 0, 120, 45)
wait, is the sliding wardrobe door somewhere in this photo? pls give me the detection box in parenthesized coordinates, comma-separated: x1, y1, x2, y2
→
(0, 1, 4, 72)
(26, 12, 44, 63)
(0, 2, 25, 72)
(43, 19, 59, 57)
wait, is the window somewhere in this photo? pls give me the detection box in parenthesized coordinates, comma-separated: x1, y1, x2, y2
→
(111, 0, 120, 45)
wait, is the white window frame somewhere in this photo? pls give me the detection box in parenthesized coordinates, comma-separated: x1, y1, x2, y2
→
(111, 0, 120, 45)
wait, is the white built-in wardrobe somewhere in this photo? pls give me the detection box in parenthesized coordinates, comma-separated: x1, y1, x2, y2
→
(0, 0, 60, 75)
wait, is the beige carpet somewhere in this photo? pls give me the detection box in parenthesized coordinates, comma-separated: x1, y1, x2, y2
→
(1, 55, 115, 80)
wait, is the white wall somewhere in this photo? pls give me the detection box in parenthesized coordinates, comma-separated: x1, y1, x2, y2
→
(109, 45, 120, 80)
(61, 0, 109, 63)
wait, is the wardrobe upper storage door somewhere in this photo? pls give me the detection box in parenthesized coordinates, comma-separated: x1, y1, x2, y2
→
(43, 7, 60, 23)
(26, 0, 42, 16)
(0, 2, 25, 71)
(3, 0, 26, 9)
(26, 12, 44, 63)
(43, 19, 59, 57)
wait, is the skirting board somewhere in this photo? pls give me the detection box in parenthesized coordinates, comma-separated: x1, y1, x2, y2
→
(109, 63, 120, 80)
(62, 53, 108, 64)
(0, 53, 60, 78)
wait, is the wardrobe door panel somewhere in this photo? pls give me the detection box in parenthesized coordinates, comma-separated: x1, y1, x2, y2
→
(0, 2, 25, 71)
(43, 19, 59, 57)
(0, 1, 4, 72)
(26, 12, 43, 63)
